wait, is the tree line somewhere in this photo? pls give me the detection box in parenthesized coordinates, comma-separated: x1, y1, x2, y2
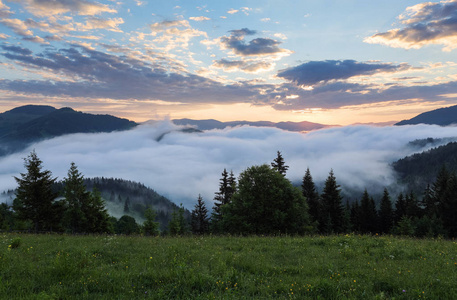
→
(1, 150, 457, 238)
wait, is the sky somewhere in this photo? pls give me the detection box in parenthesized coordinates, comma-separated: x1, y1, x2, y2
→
(1, 0, 457, 125)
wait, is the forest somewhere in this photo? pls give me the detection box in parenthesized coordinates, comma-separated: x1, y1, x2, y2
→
(1, 146, 457, 239)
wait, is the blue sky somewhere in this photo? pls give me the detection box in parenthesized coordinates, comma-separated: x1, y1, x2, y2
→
(1, 0, 457, 124)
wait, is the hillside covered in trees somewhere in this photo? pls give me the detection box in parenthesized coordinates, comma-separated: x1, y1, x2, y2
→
(0, 105, 137, 156)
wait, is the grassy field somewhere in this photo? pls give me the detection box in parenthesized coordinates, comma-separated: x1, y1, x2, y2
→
(1, 233, 457, 299)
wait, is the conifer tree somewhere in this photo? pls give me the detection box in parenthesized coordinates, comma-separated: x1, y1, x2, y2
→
(302, 168, 321, 226)
(421, 184, 436, 217)
(394, 193, 407, 225)
(405, 192, 421, 218)
(143, 206, 160, 236)
(191, 194, 210, 235)
(63, 163, 111, 233)
(271, 151, 289, 176)
(318, 170, 344, 233)
(211, 169, 236, 232)
(84, 187, 111, 233)
(360, 190, 378, 233)
(63, 162, 90, 233)
(440, 173, 457, 237)
(124, 197, 130, 213)
(13, 151, 61, 232)
(379, 188, 393, 234)
(350, 200, 361, 232)
(168, 204, 188, 235)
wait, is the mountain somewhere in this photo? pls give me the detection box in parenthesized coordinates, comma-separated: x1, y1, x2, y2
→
(395, 105, 457, 126)
(172, 118, 330, 132)
(392, 141, 457, 193)
(0, 105, 137, 156)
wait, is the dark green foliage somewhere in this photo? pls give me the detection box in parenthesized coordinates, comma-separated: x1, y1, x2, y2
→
(191, 195, 209, 235)
(222, 164, 310, 235)
(392, 142, 457, 193)
(350, 200, 361, 232)
(123, 197, 130, 213)
(394, 193, 407, 224)
(271, 151, 289, 175)
(62, 163, 111, 234)
(320, 170, 344, 233)
(0, 105, 137, 156)
(63, 162, 90, 233)
(302, 168, 321, 227)
(115, 215, 140, 234)
(395, 216, 415, 236)
(0, 202, 14, 231)
(13, 151, 61, 232)
(379, 188, 393, 234)
(142, 207, 160, 236)
(168, 204, 189, 235)
(83, 177, 188, 231)
(359, 190, 378, 234)
(211, 169, 236, 232)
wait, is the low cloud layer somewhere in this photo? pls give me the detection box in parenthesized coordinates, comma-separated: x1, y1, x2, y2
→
(1, 122, 457, 209)
(365, 0, 457, 51)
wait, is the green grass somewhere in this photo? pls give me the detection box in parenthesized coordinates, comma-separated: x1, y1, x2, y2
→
(1, 234, 457, 299)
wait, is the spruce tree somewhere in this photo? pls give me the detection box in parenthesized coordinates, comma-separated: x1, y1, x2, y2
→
(379, 188, 393, 234)
(350, 200, 361, 232)
(63, 162, 90, 233)
(168, 204, 188, 235)
(191, 194, 210, 235)
(302, 168, 321, 226)
(13, 151, 60, 232)
(143, 207, 160, 236)
(271, 151, 289, 176)
(211, 169, 236, 232)
(84, 187, 111, 233)
(360, 190, 378, 234)
(394, 193, 407, 225)
(440, 173, 457, 237)
(320, 170, 344, 233)
(63, 163, 111, 233)
(124, 197, 130, 213)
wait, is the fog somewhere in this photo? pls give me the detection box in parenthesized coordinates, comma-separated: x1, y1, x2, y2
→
(1, 121, 456, 209)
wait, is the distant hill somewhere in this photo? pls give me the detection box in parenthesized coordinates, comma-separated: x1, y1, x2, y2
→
(49, 177, 189, 231)
(392, 141, 457, 193)
(395, 105, 457, 126)
(0, 105, 137, 156)
(172, 118, 330, 132)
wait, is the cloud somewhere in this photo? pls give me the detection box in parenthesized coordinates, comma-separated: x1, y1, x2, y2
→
(0, 0, 12, 18)
(1, 122, 457, 209)
(277, 60, 410, 86)
(189, 16, 210, 21)
(150, 20, 189, 31)
(220, 28, 291, 56)
(0, 45, 256, 103)
(19, 0, 117, 17)
(0, 18, 34, 37)
(213, 59, 274, 73)
(78, 17, 124, 32)
(1, 45, 32, 55)
(227, 9, 238, 14)
(365, 0, 457, 51)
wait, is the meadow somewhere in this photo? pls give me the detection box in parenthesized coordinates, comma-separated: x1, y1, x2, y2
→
(1, 234, 456, 299)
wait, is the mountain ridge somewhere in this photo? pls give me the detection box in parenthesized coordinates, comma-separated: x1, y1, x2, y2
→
(395, 105, 457, 126)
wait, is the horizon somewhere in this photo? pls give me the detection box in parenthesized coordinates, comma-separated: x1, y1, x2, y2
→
(1, 1, 457, 125)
